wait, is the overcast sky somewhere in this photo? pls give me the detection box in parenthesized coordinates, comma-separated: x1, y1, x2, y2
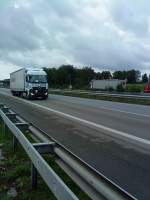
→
(0, 0, 150, 79)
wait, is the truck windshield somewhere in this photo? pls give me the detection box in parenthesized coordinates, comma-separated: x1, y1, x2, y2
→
(28, 75, 47, 83)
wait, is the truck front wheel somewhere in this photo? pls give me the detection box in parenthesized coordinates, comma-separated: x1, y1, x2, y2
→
(26, 91, 31, 100)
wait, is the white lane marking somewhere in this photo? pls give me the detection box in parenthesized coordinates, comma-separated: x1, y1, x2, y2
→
(51, 94, 150, 118)
(0, 90, 150, 146)
(98, 105, 150, 118)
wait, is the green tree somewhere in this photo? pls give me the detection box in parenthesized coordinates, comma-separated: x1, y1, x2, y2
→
(74, 67, 95, 88)
(126, 70, 141, 83)
(43, 67, 58, 87)
(95, 72, 102, 80)
(113, 70, 141, 83)
(57, 65, 75, 88)
(101, 71, 112, 79)
(113, 71, 127, 80)
(116, 84, 125, 92)
(142, 73, 148, 83)
(44, 66, 142, 88)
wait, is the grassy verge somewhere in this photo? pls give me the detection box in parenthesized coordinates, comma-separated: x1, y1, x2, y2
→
(0, 123, 90, 200)
(50, 90, 150, 106)
(126, 83, 146, 92)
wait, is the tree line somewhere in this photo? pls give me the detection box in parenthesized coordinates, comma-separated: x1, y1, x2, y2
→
(43, 65, 149, 89)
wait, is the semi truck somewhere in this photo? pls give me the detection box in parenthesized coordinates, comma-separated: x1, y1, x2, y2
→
(10, 68, 48, 99)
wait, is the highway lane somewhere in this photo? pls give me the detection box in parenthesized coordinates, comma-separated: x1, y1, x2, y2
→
(50, 93, 150, 116)
(40, 95, 150, 140)
(1, 88, 150, 140)
(0, 88, 150, 199)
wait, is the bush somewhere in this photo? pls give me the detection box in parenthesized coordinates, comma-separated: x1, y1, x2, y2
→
(117, 84, 125, 92)
(126, 85, 141, 93)
(108, 87, 114, 92)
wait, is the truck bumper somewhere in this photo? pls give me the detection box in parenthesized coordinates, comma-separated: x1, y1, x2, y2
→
(29, 88, 48, 99)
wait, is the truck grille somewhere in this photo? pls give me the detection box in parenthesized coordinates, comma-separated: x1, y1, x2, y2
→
(33, 87, 46, 91)
(31, 87, 47, 96)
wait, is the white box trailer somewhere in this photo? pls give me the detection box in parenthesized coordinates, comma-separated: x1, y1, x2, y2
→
(10, 68, 48, 99)
(90, 79, 126, 90)
(10, 68, 26, 92)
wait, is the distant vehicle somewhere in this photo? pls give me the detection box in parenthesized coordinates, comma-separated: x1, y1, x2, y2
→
(90, 79, 126, 90)
(10, 68, 48, 99)
(144, 82, 150, 93)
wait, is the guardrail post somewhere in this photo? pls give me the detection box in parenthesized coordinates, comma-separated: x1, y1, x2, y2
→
(2, 120, 6, 136)
(31, 163, 37, 189)
(0, 104, 4, 124)
(33, 142, 55, 154)
(2, 106, 9, 113)
(13, 135, 18, 152)
(6, 113, 16, 121)
(0, 103, 4, 109)
(15, 122, 29, 132)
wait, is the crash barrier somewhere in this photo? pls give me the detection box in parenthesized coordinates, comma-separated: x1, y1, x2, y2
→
(51, 89, 150, 100)
(0, 104, 136, 200)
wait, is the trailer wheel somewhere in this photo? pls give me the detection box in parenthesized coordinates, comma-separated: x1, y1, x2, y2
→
(26, 92, 32, 100)
(18, 92, 21, 97)
(20, 92, 23, 98)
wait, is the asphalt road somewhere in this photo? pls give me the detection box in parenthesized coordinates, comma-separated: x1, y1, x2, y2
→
(0, 88, 150, 199)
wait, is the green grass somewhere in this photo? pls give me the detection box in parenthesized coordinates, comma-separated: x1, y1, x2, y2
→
(0, 123, 56, 200)
(0, 123, 90, 200)
(126, 83, 146, 93)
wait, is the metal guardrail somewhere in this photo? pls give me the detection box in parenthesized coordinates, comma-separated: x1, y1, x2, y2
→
(50, 89, 150, 100)
(0, 103, 136, 200)
(90, 92, 150, 100)
(0, 105, 77, 200)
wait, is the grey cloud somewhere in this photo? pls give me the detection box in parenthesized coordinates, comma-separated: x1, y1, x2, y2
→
(108, 0, 150, 37)
(0, 0, 150, 79)
(0, 4, 43, 51)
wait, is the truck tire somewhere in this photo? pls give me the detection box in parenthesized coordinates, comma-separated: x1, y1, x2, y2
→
(18, 92, 21, 97)
(16, 92, 20, 97)
(26, 92, 33, 100)
(20, 92, 23, 98)
(27, 93, 31, 100)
